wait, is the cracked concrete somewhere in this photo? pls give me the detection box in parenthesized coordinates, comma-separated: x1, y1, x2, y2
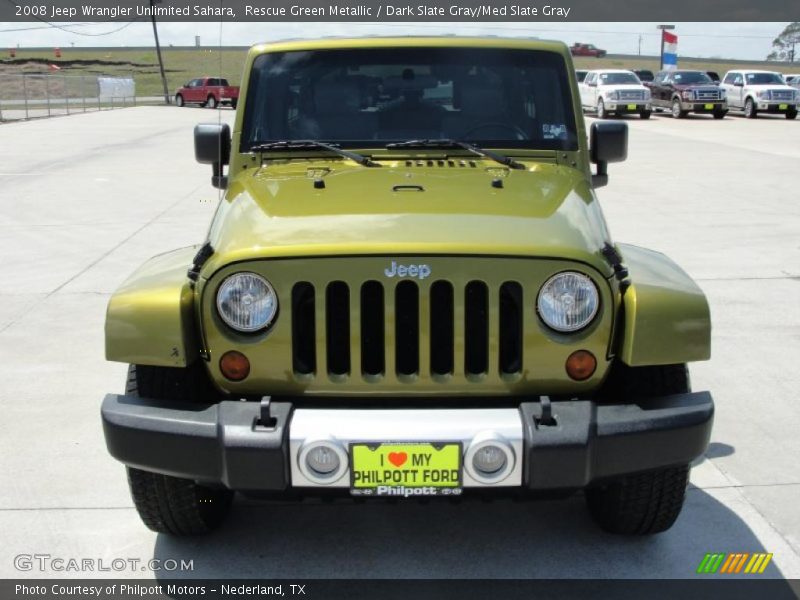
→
(0, 106, 799, 580)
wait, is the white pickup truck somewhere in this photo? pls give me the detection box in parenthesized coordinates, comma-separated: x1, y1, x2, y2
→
(579, 69, 652, 119)
(719, 70, 798, 119)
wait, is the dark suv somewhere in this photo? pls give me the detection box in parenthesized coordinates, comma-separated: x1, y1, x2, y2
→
(646, 70, 727, 118)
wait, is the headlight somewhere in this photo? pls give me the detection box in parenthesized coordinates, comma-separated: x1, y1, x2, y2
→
(682, 90, 693, 100)
(216, 272, 278, 332)
(537, 272, 599, 332)
(607, 90, 618, 100)
(643, 89, 651, 100)
(757, 90, 770, 100)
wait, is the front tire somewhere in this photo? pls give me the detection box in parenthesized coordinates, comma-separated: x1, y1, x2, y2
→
(124, 364, 232, 535)
(744, 97, 757, 119)
(596, 98, 607, 119)
(640, 110, 652, 120)
(786, 109, 798, 120)
(175, 94, 184, 107)
(671, 98, 687, 118)
(713, 109, 727, 119)
(586, 364, 692, 535)
(207, 95, 217, 109)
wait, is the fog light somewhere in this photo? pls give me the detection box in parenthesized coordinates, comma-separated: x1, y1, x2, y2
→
(472, 445, 507, 475)
(565, 350, 597, 381)
(305, 445, 340, 476)
(298, 440, 348, 484)
(465, 434, 515, 484)
(220, 350, 250, 381)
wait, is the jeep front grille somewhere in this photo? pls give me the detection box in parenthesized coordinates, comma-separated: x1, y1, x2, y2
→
(291, 279, 525, 379)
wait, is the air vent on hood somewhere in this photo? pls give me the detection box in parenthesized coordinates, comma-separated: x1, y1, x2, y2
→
(404, 159, 478, 168)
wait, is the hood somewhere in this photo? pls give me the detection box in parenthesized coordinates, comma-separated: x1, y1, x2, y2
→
(743, 83, 796, 91)
(202, 159, 614, 278)
(602, 84, 647, 91)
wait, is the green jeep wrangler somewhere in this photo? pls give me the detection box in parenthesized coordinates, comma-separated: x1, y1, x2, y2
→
(102, 37, 713, 536)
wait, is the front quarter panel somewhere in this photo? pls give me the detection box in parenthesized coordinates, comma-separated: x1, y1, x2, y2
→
(105, 247, 200, 367)
(619, 244, 711, 366)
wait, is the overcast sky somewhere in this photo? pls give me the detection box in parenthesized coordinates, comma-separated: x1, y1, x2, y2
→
(0, 22, 788, 61)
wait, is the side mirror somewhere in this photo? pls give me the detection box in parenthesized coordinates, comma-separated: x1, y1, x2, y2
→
(194, 123, 231, 189)
(734, 81, 744, 87)
(590, 121, 627, 188)
(587, 81, 597, 87)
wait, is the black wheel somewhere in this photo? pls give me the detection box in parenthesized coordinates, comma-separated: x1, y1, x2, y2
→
(671, 98, 687, 119)
(206, 95, 217, 109)
(786, 109, 798, 120)
(175, 94, 184, 107)
(230, 99, 238, 109)
(713, 109, 727, 120)
(586, 364, 692, 535)
(640, 110, 652, 120)
(596, 98, 606, 119)
(744, 97, 757, 119)
(124, 364, 232, 535)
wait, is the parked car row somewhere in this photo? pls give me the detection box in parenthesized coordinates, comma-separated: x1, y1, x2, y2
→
(576, 68, 798, 120)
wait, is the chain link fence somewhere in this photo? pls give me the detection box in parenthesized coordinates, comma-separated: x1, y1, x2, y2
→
(0, 74, 137, 122)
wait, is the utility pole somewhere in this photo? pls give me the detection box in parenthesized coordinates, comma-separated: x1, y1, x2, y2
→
(638, 34, 642, 56)
(150, 0, 170, 104)
(657, 24, 675, 70)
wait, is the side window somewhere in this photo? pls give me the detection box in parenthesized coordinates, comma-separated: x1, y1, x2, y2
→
(190, 79, 201, 88)
(585, 73, 595, 85)
(722, 73, 735, 85)
(734, 74, 743, 85)
(654, 73, 665, 84)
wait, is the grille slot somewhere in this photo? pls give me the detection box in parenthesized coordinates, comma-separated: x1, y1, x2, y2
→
(325, 281, 350, 375)
(360, 281, 385, 376)
(430, 281, 455, 375)
(395, 281, 420, 376)
(464, 281, 489, 375)
(291, 282, 316, 375)
(499, 282, 523, 374)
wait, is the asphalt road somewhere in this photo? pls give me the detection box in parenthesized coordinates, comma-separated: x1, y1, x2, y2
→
(1, 106, 799, 581)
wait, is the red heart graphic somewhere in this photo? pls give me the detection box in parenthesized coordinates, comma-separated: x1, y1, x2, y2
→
(388, 452, 408, 467)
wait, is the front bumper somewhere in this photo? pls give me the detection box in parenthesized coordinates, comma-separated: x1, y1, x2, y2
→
(606, 102, 651, 113)
(101, 392, 713, 492)
(679, 100, 727, 112)
(755, 101, 797, 112)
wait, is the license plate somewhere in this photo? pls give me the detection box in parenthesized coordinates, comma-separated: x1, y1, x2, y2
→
(779, 103, 788, 110)
(350, 442, 462, 497)
(627, 104, 637, 110)
(704, 103, 714, 110)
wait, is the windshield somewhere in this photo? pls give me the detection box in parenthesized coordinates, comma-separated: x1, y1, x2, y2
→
(635, 70, 654, 82)
(745, 73, 785, 85)
(598, 72, 640, 85)
(673, 72, 712, 84)
(241, 47, 578, 151)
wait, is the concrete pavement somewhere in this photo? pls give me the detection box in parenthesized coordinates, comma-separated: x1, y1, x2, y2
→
(0, 106, 799, 580)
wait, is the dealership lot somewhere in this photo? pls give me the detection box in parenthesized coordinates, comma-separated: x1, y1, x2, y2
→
(0, 107, 799, 579)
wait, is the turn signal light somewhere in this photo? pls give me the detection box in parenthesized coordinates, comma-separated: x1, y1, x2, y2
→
(565, 350, 596, 381)
(220, 350, 250, 381)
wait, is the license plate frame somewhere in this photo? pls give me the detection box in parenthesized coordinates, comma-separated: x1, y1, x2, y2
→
(704, 103, 714, 110)
(626, 103, 637, 110)
(349, 441, 463, 497)
(779, 103, 788, 110)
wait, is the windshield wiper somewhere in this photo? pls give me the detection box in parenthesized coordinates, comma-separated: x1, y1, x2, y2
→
(385, 139, 525, 170)
(250, 140, 378, 167)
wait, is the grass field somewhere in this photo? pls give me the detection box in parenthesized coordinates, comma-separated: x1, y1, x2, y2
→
(2, 47, 799, 98)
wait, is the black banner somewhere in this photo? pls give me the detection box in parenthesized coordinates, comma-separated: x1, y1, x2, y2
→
(1, 0, 798, 22)
(3, 579, 800, 600)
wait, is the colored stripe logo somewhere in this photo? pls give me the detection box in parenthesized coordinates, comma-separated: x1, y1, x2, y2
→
(697, 553, 773, 574)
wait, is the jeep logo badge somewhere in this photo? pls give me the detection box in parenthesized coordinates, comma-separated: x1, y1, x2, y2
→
(384, 261, 431, 280)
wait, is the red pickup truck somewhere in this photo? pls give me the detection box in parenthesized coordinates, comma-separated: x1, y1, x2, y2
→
(570, 43, 607, 58)
(174, 77, 239, 109)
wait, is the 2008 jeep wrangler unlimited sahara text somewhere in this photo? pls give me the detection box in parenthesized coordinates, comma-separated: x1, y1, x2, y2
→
(101, 37, 713, 536)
